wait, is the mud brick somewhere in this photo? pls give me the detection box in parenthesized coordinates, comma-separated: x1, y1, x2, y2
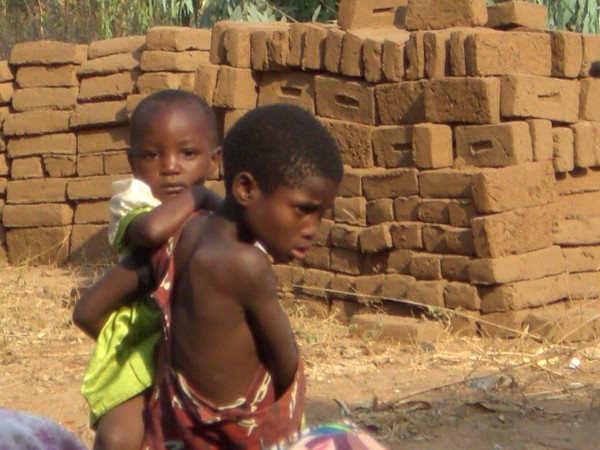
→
(555, 191, 600, 220)
(4, 111, 71, 137)
(320, 119, 374, 168)
(209, 22, 228, 65)
(17, 65, 78, 89)
(501, 75, 580, 123)
(409, 253, 442, 280)
(0, 106, 9, 126)
(405, 0, 488, 30)
(222, 109, 249, 135)
(88, 35, 146, 59)
(302, 268, 335, 292)
(104, 152, 130, 175)
(371, 125, 413, 168)
(193, 62, 220, 105)
(288, 23, 311, 68)
(465, 31, 551, 77)
(11, 157, 43, 179)
(213, 67, 258, 110)
(425, 77, 501, 125)
(78, 127, 128, 154)
(552, 217, 600, 247)
(273, 264, 305, 292)
(351, 314, 445, 343)
(258, 71, 315, 113)
(572, 122, 600, 168)
(448, 310, 480, 336)
(524, 302, 600, 343)
(480, 273, 568, 313)
(313, 219, 333, 247)
(449, 28, 489, 77)
(315, 75, 376, 125)
(441, 255, 471, 282)
(0, 82, 14, 103)
(444, 282, 480, 310)
(2, 203, 72, 227)
(12, 87, 78, 111)
(69, 224, 113, 264)
(527, 119, 553, 161)
(387, 249, 413, 274)
(417, 199, 450, 224)
(563, 246, 600, 274)
(338, 168, 363, 197)
(78, 53, 141, 77)
(8, 133, 76, 157)
(390, 222, 423, 250)
(303, 246, 330, 271)
(487, 1, 547, 30)
(333, 197, 367, 226)
(6, 178, 67, 204)
(552, 127, 574, 173)
(469, 246, 565, 285)
(360, 223, 393, 253)
(551, 31, 583, 79)
(338, 0, 406, 30)
(419, 168, 478, 199)
(78, 73, 138, 102)
(381, 274, 416, 300)
(44, 155, 76, 178)
(73, 201, 110, 224)
(140, 50, 208, 72)
(146, 26, 211, 52)
(302, 24, 329, 71)
(376, 81, 426, 125)
(580, 79, 600, 122)
(471, 161, 555, 214)
(0, 154, 6, 175)
(367, 199, 394, 225)
(382, 33, 410, 82)
(354, 274, 385, 297)
(407, 279, 447, 308)
(581, 33, 600, 78)
(556, 167, 600, 196)
(413, 123, 452, 169)
(393, 196, 419, 221)
(70, 101, 128, 129)
(126, 94, 145, 116)
(10, 41, 87, 66)
(404, 31, 425, 80)
(137, 72, 195, 94)
(331, 224, 361, 250)
(67, 175, 122, 201)
(567, 272, 600, 300)
(363, 36, 386, 83)
(324, 28, 345, 74)
(77, 154, 104, 176)
(423, 224, 475, 255)
(448, 200, 477, 227)
(328, 273, 354, 298)
(423, 30, 453, 79)
(251, 28, 289, 71)
(472, 205, 554, 258)
(362, 168, 419, 199)
(6, 226, 70, 265)
(0, 61, 13, 82)
(478, 309, 530, 337)
(330, 248, 363, 275)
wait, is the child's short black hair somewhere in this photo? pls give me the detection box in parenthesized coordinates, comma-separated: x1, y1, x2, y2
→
(129, 89, 218, 153)
(222, 104, 343, 194)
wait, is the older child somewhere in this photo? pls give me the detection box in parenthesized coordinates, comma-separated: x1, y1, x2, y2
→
(72, 89, 221, 450)
(142, 103, 344, 449)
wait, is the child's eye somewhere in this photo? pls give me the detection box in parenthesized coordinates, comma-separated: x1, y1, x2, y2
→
(182, 148, 198, 158)
(141, 151, 158, 159)
(296, 205, 318, 215)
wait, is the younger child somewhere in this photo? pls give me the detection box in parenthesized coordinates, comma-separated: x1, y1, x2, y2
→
(142, 103, 344, 448)
(72, 89, 221, 450)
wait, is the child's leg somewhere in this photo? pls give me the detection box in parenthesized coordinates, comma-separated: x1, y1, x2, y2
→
(93, 394, 145, 450)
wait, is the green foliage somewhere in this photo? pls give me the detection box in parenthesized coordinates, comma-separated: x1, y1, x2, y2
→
(487, 0, 600, 33)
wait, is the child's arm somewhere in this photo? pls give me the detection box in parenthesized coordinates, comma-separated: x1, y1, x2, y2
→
(126, 185, 221, 249)
(239, 251, 300, 398)
(72, 255, 149, 340)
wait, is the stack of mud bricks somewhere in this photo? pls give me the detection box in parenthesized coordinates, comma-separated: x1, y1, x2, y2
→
(197, 0, 600, 341)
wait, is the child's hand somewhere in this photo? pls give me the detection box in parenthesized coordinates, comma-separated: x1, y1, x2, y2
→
(192, 185, 222, 212)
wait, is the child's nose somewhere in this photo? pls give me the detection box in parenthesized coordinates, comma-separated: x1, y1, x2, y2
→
(302, 215, 320, 240)
(160, 154, 179, 173)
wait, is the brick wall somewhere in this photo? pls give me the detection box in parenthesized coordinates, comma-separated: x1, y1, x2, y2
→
(1, 0, 600, 339)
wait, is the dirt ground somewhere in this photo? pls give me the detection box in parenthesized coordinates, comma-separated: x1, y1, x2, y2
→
(2, 265, 600, 449)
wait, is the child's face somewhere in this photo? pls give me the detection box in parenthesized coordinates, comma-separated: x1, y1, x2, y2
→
(129, 101, 219, 203)
(242, 176, 338, 264)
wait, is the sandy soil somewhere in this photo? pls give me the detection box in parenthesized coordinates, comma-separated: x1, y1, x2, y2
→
(2, 265, 600, 449)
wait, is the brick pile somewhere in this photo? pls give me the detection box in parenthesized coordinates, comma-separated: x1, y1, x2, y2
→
(1, 0, 600, 341)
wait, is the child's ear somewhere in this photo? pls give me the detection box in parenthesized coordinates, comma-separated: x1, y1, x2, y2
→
(232, 172, 259, 207)
(210, 146, 222, 176)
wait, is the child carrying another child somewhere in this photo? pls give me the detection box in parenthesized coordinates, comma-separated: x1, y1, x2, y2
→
(72, 89, 221, 450)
